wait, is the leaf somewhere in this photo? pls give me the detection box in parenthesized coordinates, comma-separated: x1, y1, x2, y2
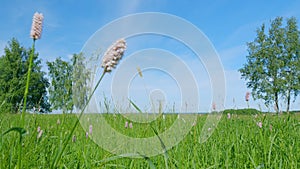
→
(0, 100, 5, 110)
(2, 127, 27, 136)
(128, 99, 143, 113)
(94, 153, 138, 164)
(137, 153, 156, 169)
(95, 153, 156, 169)
(150, 126, 169, 169)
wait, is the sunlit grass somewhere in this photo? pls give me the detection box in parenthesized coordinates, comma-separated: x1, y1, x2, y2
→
(0, 112, 299, 168)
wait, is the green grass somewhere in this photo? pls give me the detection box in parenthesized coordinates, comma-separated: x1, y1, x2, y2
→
(0, 112, 299, 168)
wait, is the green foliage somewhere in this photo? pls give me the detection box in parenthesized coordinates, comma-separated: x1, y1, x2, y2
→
(0, 38, 50, 113)
(281, 17, 300, 113)
(239, 17, 300, 112)
(223, 108, 261, 115)
(47, 57, 73, 113)
(0, 113, 299, 168)
(46, 53, 91, 114)
(71, 53, 90, 111)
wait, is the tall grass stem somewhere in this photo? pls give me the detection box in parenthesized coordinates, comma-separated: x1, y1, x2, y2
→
(18, 39, 35, 169)
(21, 39, 35, 126)
(51, 70, 106, 168)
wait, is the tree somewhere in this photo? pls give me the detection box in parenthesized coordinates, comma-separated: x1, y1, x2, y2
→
(0, 38, 50, 113)
(71, 53, 90, 111)
(239, 17, 300, 113)
(47, 57, 73, 113)
(46, 53, 90, 113)
(282, 17, 300, 113)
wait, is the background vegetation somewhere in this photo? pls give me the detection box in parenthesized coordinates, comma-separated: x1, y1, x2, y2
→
(0, 15, 299, 168)
(0, 112, 299, 168)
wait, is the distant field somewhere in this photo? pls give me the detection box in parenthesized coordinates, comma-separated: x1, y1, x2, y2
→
(0, 113, 299, 168)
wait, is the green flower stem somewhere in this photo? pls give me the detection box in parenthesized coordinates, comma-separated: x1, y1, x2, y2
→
(18, 39, 35, 169)
(51, 70, 106, 169)
(21, 39, 35, 126)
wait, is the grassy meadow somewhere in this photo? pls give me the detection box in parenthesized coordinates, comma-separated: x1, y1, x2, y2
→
(0, 112, 299, 168)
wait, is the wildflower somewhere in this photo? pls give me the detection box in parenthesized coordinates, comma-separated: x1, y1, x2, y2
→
(86, 132, 89, 139)
(212, 102, 216, 111)
(129, 122, 133, 129)
(125, 121, 128, 128)
(72, 135, 76, 142)
(254, 114, 258, 118)
(227, 113, 231, 119)
(245, 92, 250, 102)
(101, 38, 126, 72)
(30, 12, 44, 40)
(208, 127, 212, 131)
(257, 121, 262, 128)
(57, 119, 60, 125)
(37, 126, 41, 133)
(89, 125, 93, 135)
(37, 130, 43, 139)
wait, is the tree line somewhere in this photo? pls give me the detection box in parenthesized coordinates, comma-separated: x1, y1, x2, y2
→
(0, 38, 90, 113)
(0, 16, 299, 114)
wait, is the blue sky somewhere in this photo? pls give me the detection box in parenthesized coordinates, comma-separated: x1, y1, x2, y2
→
(1, 0, 300, 112)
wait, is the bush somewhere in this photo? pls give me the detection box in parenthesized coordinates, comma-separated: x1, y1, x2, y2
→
(223, 108, 261, 115)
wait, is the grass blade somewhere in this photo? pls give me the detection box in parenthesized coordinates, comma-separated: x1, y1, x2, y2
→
(268, 132, 278, 167)
(2, 127, 27, 137)
(150, 126, 169, 169)
(137, 153, 156, 169)
(128, 99, 143, 113)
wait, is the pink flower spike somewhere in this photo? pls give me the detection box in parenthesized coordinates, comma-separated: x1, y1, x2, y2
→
(86, 132, 89, 139)
(37, 130, 43, 139)
(89, 125, 93, 135)
(245, 92, 250, 102)
(72, 135, 76, 142)
(125, 121, 128, 128)
(257, 121, 262, 128)
(30, 12, 44, 40)
(129, 122, 133, 129)
(37, 126, 41, 133)
(212, 102, 216, 111)
(227, 113, 231, 119)
(102, 39, 126, 72)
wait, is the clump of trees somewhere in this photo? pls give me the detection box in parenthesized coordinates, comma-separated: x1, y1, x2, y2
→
(0, 38, 50, 113)
(47, 53, 90, 114)
(0, 38, 90, 114)
(239, 17, 300, 113)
